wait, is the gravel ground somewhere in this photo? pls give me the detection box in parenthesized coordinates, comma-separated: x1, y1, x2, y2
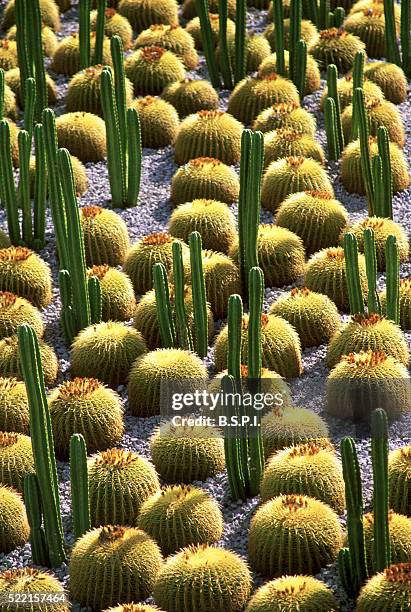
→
(0, 1, 410, 610)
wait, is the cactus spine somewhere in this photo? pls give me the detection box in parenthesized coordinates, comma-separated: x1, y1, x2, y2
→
(70, 433, 90, 541)
(18, 324, 66, 567)
(23, 473, 49, 567)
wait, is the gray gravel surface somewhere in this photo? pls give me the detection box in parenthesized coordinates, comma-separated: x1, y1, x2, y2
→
(0, 1, 410, 610)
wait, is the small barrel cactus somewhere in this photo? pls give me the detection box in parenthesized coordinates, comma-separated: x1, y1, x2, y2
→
(153, 544, 252, 612)
(214, 313, 303, 378)
(364, 61, 407, 104)
(276, 190, 348, 255)
(363, 511, 411, 572)
(88, 448, 160, 527)
(128, 348, 207, 417)
(51, 33, 112, 76)
(81, 205, 130, 267)
(118, 0, 179, 32)
(304, 246, 367, 311)
(341, 97, 405, 147)
(132, 96, 179, 148)
(55, 111, 107, 163)
(0, 291, 44, 340)
(0, 40, 18, 71)
(0, 568, 69, 612)
(260, 441, 345, 513)
(261, 406, 330, 459)
(326, 351, 411, 421)
(253, 101, 316, 136)
(0, 377, 29, 434)
(6, 23, 58, 57)
(174, 110, 243, 166)
(185, 13, 235, 50)
(49, 377, 124, 457)
(227, 73, 300, 126)
(270, 288, 340, 348)
(30, 153, 88, 198)
(0, 485, 29, 554)
(69, 525, 163, 610)
(5, 67, 58, 108)
(0, 431, 34, 492)
(162, 78, 219, 118)
(168, 199, 237, 254)
(389, 446, 411, 516)
(0, 335, 58, 386)
(229, 225, 305, 288)
(356, 563, 411, 611)
(308, 27, 366, 73)
(344, 8, 390, 58)
(2, 0, 61, 31)
(150, 420, 225, 483)
(245, 575, 339, 612)
(320, 74, 384, 112)
(138, 485, 223, 555)
(249, 494, 343, 577)
(261, 156, 334, 213)
(87, 265, 136, 321)
(264, 19, 318, 50)
(124, 233, 188, 296)
(90, 8, 134, 50)
(0, 247, 52, 308)
(125, 46, 186, 96)
(216, 33, 271, 74)
(1, 86, 18, 120)
(326, 313, 409, 369)
(182, 0, 236, 19)
(192, 249, 241, 318)
(380, 278, 411, 332)
(135, 24, 198, 70)
(71, 321, 147, 388)
(258, 50, 321, 95)
(263, 128, 325, 167)
(171, 157, 240, 206)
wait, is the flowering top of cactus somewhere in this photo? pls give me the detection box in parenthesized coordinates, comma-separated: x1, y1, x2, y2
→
(287, 440, 333, 458)
(141, 232, 174, 246)
(140, 46, 167, 61)
(319, 27, 349, 40)
(325, 246, 345, 259)
(0, 246, 31, 262)
(343, 350, 388, 367)
(0, 376, 19, 392)
(197, 109, 225, 119)
(272, 128, 305, 142)
(81, 205, 103, 218)
(351, 313, 384, 326)
(0, 292, 17, 308)
(190, 156, 223, 167)
(270, 101, 300, 114)
(94, 448, 137, 467)
(0, 431, 18, 447)
(305, 189, 334, 199)
(88, 264, 110, 279)
(363, 7, 383, 17)
(105, 8, 116, 18)
(0, 567, 41, 584)
(98, 525, 126, 543)
(58, 377, 101, 399)
(384, 563, 411, 585)
(286, 155, 306, 168)
(257, 71, 280, 81)
(282, 494, 309, 511)
(400, 278, 411, 293)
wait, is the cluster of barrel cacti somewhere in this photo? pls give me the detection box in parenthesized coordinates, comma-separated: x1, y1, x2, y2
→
(0, 0, 410, 610)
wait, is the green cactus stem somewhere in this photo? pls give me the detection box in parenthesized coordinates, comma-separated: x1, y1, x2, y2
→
(218, 0, 233, 89)
(23, 77, 35, 142)
(377, 126, 392, 220)
(288, 0, 302, 85)
(273, 0, 285, 76)
(371, 408, 391, 573)
(0, 68, 4, 120)
(111, 36, 127, 169)
(339, 436, 368, 597)
(70, 433, 90, 541)
(18, 324, 66, 567)
(343, 232, 365, 316)
(324, 97, 340, 161)
(351, 51, 365, 141)
(23, 473, 49, 567)
(235, 0, 247, 83)
(59, 269, 76, 344)
(355, 87, 375, 215)
(385, 235, 400, 325)
(33, 123, 47, 251)
(18, 130, 32, 247)
(194, 0, 221, 88)
(189, 231, 208, 358)
(172, 241, 193, 351)
(93, 0, 106, 65)
(126, 107, 142, 207)
(294, 39, 307, 101)
(27, 0, 48, 120)
(101, 67, 124, 207)
(319, 0, 330, 29)
(384, 0, 401, 67)
(14, 0, 32, 105)
(363, 228, 381, 316)
(153, 262, 176, 349)
(401, 0, 411, 78)
(326, 64, 344, 153)
(333, 6, 345, 27)
(88, 276, 102, 325)
(79, 0, 91, 69)
(0, 120, 20, 245)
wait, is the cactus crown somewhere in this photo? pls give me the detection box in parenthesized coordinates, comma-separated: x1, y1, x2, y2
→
(364, 509, 395, 525)
(274, 580, 310, 596)
(365, 96, 383, 110)
(0, 567, 42, 584)
(88, 264, 109, 279)
(282, 494, 309, 511)
(400, 278, 411, 292)
(83, 65, 104, 78)
(82, 205, 103, 218)
(98, 525, 126, 543)
(0, 376, 19, 391)
(319, 28, 348, 39)
(363, 8, 383, 17)
(362, 217, 385, 229)
(343, 350, 388, 366)
(140, 47, 167, 61)
(0, 40, 11, 50)
(326, 247, 344, 259)
(0, 247, 31, 262)
(384, 563, 411, 585)
(239, 364, 270, 377)
(58, 377, 100, 399)
(272, 128, 304, 142)
(400, 447, 411, 458)
(136, 96, 157, 107)
(288, 441, 333, 458)
(287, 156, 305, 168)
(290, 287, 312, 297)
(197, 110, 225, 119)
(95, 448, 136, 467)
(0, 292, 17, 308)
(271, 101, 300, 114)
(352, 313, 383, 326)
(190, 157, 223, 167)
(257, 71, 279, 81)
(305, 190, 333, 199)
(0, 431, 18, 447)
(141, 232, 173, 246)
(105, 8, 116, 18)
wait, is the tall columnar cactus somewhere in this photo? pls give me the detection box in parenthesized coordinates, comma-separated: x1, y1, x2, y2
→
(319, 0, 330, 29)
(93, 0, 107, 65)
(234, 0, 247, 83)
(79, 0, 91, 70)
(70, 434, 90, 541)
(238, 130, 264, 294)
(355, 87, 375, 215)
(272, 0, 285, 76)
(27, 0, 48, 120)
(172, 241, 193, 351)
(247, 266, 264, 496)
(401, 0, 411, 78)
(363, 228, 381, 316)
(351, 51, 365, 141)
(101, 38, 142, 208)
(23, 77, 36, 142)
(343, 232, 365, 316)
(288, 0, 306, 99)
(23, 473, 49, 567)
(371, 408, 391, 572)
(324, 97, 340, 161)
(376, 126, 392, 220)
(218, 0, 233, 89)
(14, 0, 31, 104)
(195, 0, 221, 88)
(0, 69, 4, 121)
(0, 120, 20, 246)
(338, 436, 368, 598)
(189, 231, 208, 358)
(332, 6, 345, 27)
(59, 269, 76, 344)
(326, 64, 344, 153)
(33, 123, 47, 251)
(385, 235, 400, 325)
(18, 129, 32, 247)
(153, 262, 176, 349)
(18, 324, 66, 567)
(384, 0, 402, 68)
